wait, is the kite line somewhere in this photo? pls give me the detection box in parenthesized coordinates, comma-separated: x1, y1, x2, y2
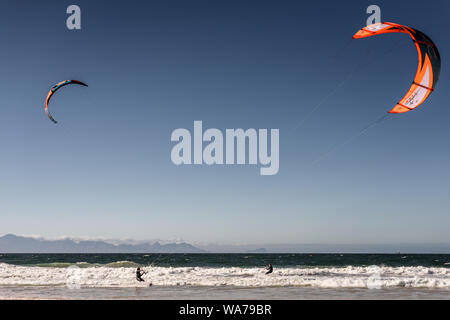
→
(308, 114, 392, 168)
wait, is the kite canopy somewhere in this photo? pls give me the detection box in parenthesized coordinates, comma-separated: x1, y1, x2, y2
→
(353, 22, 441, 113)
(45, 80, 88, 123)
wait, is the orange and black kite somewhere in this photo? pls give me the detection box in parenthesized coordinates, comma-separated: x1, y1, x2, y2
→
(45, 80, 88, 124)
(353, 22, 440, 113)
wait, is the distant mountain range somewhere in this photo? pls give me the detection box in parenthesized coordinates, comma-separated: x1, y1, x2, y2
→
(196, 243, 450, 254)
(0, 234, 206, 253)
(1, 234, 449, 254)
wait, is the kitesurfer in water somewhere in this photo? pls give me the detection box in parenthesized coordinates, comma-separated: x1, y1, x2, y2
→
(265, 264, 273, 275)
(136, 267, 146, 282)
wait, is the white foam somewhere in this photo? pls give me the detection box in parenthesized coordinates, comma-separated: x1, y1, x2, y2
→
(0, 263, 449, 289)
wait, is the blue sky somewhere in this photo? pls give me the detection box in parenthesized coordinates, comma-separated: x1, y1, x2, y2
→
(0, 0, 449, 245)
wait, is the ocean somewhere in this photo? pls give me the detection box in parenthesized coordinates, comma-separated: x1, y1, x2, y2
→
(0, 253, 449, 299)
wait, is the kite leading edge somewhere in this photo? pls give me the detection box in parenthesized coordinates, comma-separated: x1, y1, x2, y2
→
(353, 22, 441, 113)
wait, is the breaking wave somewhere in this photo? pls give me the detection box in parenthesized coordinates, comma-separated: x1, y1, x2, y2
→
(1, 263, 449, 289)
